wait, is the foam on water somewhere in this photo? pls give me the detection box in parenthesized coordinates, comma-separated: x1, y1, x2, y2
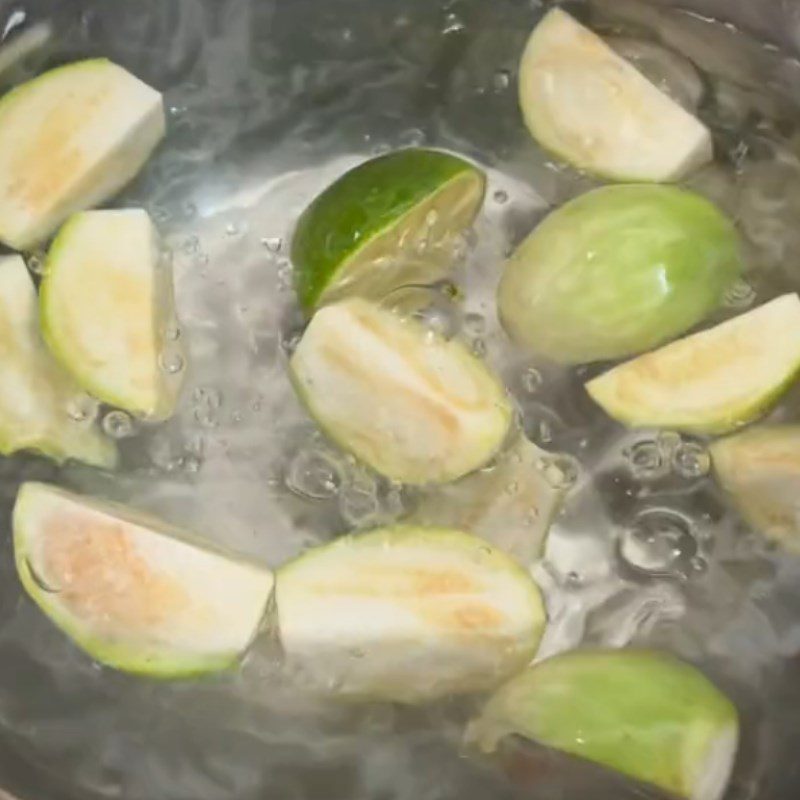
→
(1, 0, 800, 798)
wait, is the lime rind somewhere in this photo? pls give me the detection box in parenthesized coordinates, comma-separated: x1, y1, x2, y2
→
(291, 148, 486, 311)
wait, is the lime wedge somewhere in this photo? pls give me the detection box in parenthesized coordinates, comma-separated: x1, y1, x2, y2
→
(711, 425, 800, 548)
(586, 294, 800, 434)
(291, 148, 485, 312)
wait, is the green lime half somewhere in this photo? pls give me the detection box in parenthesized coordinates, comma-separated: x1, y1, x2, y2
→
(291, 148, 486, 312)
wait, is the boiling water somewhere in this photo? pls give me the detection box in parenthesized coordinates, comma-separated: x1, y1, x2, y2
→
(1, 0, 800, 798)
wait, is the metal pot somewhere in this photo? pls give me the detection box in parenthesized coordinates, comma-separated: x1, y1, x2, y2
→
(0, 1, 798, 799)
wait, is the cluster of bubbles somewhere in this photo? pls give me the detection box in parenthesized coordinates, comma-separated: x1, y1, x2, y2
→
(284, 438, 405, 530)
(623, 432, 710, 482)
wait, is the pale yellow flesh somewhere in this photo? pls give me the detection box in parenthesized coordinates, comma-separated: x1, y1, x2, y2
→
(15, 482, 273, 674)
(0, 256, 114, 467)
(519, 9, 711, 181)
(42, 209, 182, 419)
(318, 170, 484, 307)
(276, 526, 545, 702)
(0, 59, 164, 249)
(711, 426, 800, 548)
(290, 298, 512, 484)
(587, 294, 800, 434)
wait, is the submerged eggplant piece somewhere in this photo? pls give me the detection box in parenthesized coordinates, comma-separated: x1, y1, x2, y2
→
(276, 525, 545, 702)
(587, 294, 800, 435)
(469, 649, 738, 800)
(289, 298, 512, 484)
(410, 435, 565, 562)
(14, 483, 274, 677)
(41, 209, 184, 420)
(518, 9, 712, 181)
(0, 255, 114, 468)
(0, 58, 164, 249)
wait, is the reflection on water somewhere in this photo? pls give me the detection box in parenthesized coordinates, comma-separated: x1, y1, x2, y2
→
(0, 0, 799, 798)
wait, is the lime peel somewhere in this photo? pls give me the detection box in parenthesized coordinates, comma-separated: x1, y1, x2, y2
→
(291, 148, 485, 311)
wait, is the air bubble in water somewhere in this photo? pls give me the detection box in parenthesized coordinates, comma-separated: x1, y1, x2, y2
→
(463, 312, 485, 337)
(523, 403, 563, 448)
(723, 279, 756, 309)
(618, 508, 698, 577)
(67, 395, 99, 424)
(399, 128, 425, 148)
(26, 252, 45, 276)
(340, 483, 380, 527)
(286, 448, 343, 500)
(102, 410, 134, 439)
(565, 571, 583, 588)
(521, 367, 542, 394)
(164, 323, 181, 342)
(493, 189, 509, 204)
(413, 299, 460, 340)
(442, 12, 465, 34)
(261, 236, 282, 253)
(277, 259, 293, 291)
(672, 441, 710, 479)
(492, 70, 511, 91)
(690, 555, 708, 574)
(159, 350, 185, 374)
(471, 337, 487, 357)
(192, 386, 222, 428)
(539, 454, 580, 490)
(624, 439, 664, 479)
